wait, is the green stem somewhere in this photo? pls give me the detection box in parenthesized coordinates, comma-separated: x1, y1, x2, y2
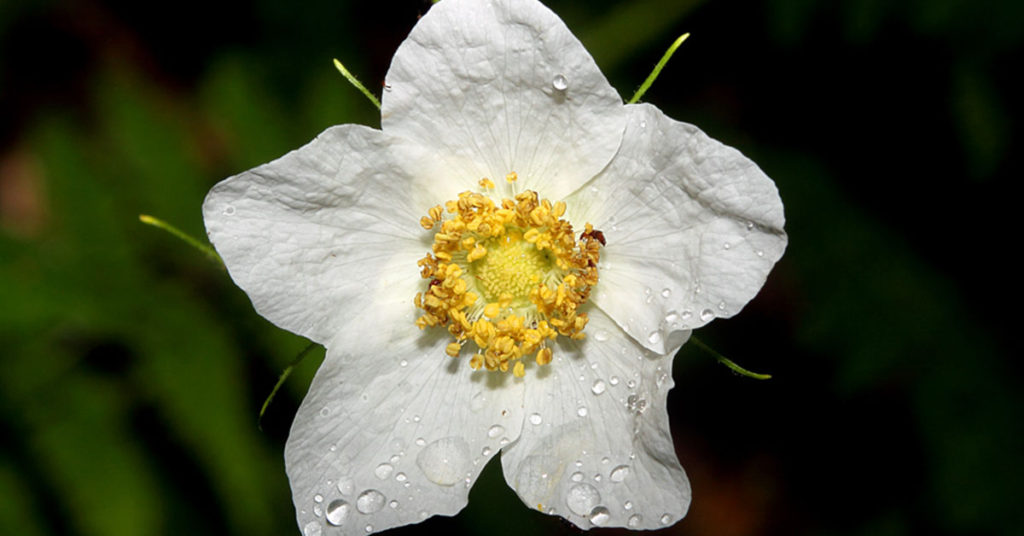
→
(258, 342, 320, 430)
(138, 214, 222, 266)
(333, 58, 382, 110)
(690, 335, 772, 380)
(628, 33, 690, 104)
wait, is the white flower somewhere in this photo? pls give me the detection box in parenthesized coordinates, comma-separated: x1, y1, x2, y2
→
(202, 0, 786, 534)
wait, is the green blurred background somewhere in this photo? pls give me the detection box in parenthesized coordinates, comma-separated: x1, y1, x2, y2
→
(1, 0, 1021, 535)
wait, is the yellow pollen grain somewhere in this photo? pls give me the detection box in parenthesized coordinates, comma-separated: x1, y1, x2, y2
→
(479, 177, 495, 189)
(446, 342, 462, 357)
(505, 171, 518, 183)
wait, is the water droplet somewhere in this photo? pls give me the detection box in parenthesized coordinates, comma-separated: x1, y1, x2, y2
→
(389, 454, 400, 464)
(487, 424, 505, 438)
(571, 471, 584, 482)
(337, 477, 354, 496)
(303, 520, 322, 536)
(499, 436, 510, 445)
(415, 437, 426, 446)
(481, 446, 492, 456)
(665, 312, 680, 325)
(593, 473, 603, 482)
(313, 504, 323, 517)
(400, 359, 408, 367)
(609, 376, 619, 386)
(320, 407, 330, 417)
(601, 457, 610, 464)
(591, 380, 606, 395)
(639, 120, 647, 129)
(626, 379, 636, 389)
(756, 249, 765, 257)
(700, 309, 714, 321)
(470, 391, 486, 412)
(661, 288, 671, 298)
(374, 463, 393, 480)
(680, 310, 693, 320)
(628, 514, 642, 527)
(610, 465, 630, 482)
(566, 483, 601, 516)
(388, 500, 398, 509)
(723, 242, 731, 250)
(356, 490, 385, 514)
(412, 415, 421, 423)
(589, 506, 611, 526)
(624, 500, 633, 510)
(593, 329, 610, 342)
(660, 513, 673, 525)
(576, 406, 588, 417)
(718, 301, 726, 310)
(395, 472, 407, 482)
(325, 499, 350, 526)
(746, 221, 755, 230)
(627, 395, 647, 414)
(416, 436, 471, 486)
(223, 205, 236, 216)
(647, 331, 662, 345)
(314, 494, 323, 503)
(529, 413, 543, 425)
(552, 74, 568, 91)
(364, 525, 373, 533)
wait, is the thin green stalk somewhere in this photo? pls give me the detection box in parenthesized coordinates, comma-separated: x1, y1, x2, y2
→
(690, 335, 772, 380)
(258, 342, 320, 430)
(333, 58, 381, 110)
(628, 33, 690, 104)
(138, 214, 222, 266)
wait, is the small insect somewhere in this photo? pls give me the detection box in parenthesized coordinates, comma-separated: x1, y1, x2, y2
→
(581, 228, 606, 246)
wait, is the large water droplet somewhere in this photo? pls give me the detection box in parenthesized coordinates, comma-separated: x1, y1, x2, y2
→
(325, 499, 350, 526)
(591, 379, 606, 395)
(647, 331, 662, 345)
(589, 506, 611, 526)
(628, 514, 642, 527)
(487, 424, 505, 438)
(416, 436, 471, 486)
(700, 309, 714, 321)
(529, 413, 543, 425)
(337, 477, 354, 496)
(303, 520, 322, 536)
(356, 490, 385, 514)
(566, 483, 601, 516)
(374, 463, 393, 480)
(609, 465, 630, 482)
(552, 74, 568, 91)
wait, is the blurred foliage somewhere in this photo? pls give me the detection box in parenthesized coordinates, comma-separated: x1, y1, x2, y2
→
(1, 1, 1021, 536)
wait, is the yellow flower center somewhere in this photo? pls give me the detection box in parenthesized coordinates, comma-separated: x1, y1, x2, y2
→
(414, 184, 603, 378)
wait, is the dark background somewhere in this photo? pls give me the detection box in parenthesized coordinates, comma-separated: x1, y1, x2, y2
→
(1, 0, 1021, 535)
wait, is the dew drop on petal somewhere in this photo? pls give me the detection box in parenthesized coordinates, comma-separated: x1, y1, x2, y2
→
(628, 514, 642, 527)
(647, 331, 662, 345)
(681, 310, 693, 320)
(415, 437, 426, 447)
(700, 309, 714, 321)
(624, 500, 633, 510)
(481, 446, 492, 456)
(303, 521, 321, 536)
(416, 436, 471, 486)
(487, 424, 505, 438)
(552, 74, 568, 91)
(576, 406, 588, 417)
(388, 500, 398, 509)
(314, 494, 323, 503)
(395, 472, 407, 482)
(312, 504, 323, 517)
(223, 205, 235, 216)
(529, 413, 543, 425)
(718, 301, 727, 310)
(747, 221, 755, 230)
(660, 513, 673, 525)
(374, 463, 393, 480)
(470, 391, 486, 412)
(723, 242, 731, 250)
(593, 329, 610, 342)
(609, 465, 630, 482)
(566, 483, 601, 516)
(591, 380, 606, 395)
(589, 506, 611, 526)
(356, 490, 385, 514)
(609, 376, 619, 386)
(399, 359, 408, 367)
(571, 471, 584, 482)
(325, 500, 350, 526)
(364, 525, 373, 533)
(337, 477, 354, 496)
(661, 288, 671, 298)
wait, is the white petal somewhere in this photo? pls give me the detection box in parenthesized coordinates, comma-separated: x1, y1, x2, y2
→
(382, 0, 626, 200)
(565, 104, 787, 354)
(286, 333, 525, 535)
(203, 125, 444, 345)
(500, 307, 690, 530)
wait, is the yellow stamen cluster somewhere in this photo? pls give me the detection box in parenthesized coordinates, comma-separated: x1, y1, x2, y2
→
(415, 187, 602, 378)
